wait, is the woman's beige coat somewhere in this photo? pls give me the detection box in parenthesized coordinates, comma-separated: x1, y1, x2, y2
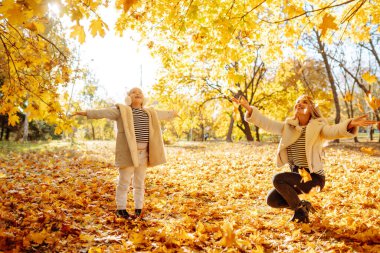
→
(86, 104, 176, 168)
(245, 106, 358, 173)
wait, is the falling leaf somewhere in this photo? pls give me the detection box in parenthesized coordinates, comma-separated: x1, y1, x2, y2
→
(298, 168, 312, 183)
(318, 13, 339, 37)
(362, 72, 378, 84)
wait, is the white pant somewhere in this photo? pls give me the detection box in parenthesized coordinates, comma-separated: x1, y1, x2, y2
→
(116, 148, 148, 210)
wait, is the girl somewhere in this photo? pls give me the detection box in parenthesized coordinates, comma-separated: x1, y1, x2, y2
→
(232, 95, 378, 223)
(73, 87, 177, 219)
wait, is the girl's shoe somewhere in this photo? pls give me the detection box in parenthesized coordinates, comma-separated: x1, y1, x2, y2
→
(289, 200, 316, 223)
(135, 209, 143, 218)
(116, 209, 131, 219)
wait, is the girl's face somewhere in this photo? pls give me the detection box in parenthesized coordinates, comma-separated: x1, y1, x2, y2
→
(129, 88, 144, 105)
(294, 97, 312, 118)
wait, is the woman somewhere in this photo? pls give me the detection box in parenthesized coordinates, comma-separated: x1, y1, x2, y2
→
(232, 95, 378, 223)
(73, 87, 177, 219)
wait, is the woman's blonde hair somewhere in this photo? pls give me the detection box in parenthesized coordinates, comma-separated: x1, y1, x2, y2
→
(294, 95, 322, 119)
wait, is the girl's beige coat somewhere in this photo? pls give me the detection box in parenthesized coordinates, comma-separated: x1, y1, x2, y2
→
(245, 106, 358, 173)
(87, 104, 175, 168)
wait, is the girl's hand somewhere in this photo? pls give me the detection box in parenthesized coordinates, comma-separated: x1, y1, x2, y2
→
(70, 111, 87, 117)
(231, 96, 252, 114)
(348, 115, 379, 129)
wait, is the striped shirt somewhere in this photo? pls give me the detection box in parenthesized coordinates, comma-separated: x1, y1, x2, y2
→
(287, 127, 325, 176)
(132, 108, 149, 143)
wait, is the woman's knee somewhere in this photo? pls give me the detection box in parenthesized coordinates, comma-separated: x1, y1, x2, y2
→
(272, 173, 286, 185)
(266, 189, 288, 208)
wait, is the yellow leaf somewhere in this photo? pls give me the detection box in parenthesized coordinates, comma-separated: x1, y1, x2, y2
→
(356, 100, 364, 113)
(29, 229, 48, 245)
(233, 106, 240, 122)
(0, 173, 7, 179)
(79, 233, 95, 242)
(89, 19, 108, 37)
(298, 168, 312, 183)
(219, 221, 236, 247)
(34, 22, 45, 33)
(364, 93, 380, 111)
(362, 71, 377, 84)
(70, 25, 86, 44)
(360, 147, 376, 156)
(130, 232, 145, 244)
(122, 0, 138, 12)
(318, 14, 338, 37)
(88, 247, 102, 253)
(8, 114, 20, 126)
(344, 92, 353, 102)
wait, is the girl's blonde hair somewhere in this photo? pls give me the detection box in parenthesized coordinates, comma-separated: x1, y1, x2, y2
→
(294, 95, 322, 119)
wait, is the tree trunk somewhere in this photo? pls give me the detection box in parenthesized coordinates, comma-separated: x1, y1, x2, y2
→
(226, 115, 234, 142)
(6, 128, 10, 141)
(200, 123, 205, 141)
(91, 123, 95, 140)
(369, 126, 374, 141)
(0, 120, 4, 141)
(255, 126, 260, 142)
(23, 114, 29, 142)
(315, 30, 341, 142)
(241, 121, 254, 141)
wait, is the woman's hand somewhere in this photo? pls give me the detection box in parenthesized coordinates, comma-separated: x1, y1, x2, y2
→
(347, 115, 379, 130)
(231, 96, 253, 114)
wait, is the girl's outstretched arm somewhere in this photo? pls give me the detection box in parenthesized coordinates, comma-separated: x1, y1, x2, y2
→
(72, 108, 120, 121)
(71, 111, 87, 117)
(155, 110, 178, 121)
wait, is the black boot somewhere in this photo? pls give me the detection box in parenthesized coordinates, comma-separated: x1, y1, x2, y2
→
(135, 209, 142, 218)
(116, 209, 131, 219)
(289, 200, 316, 223)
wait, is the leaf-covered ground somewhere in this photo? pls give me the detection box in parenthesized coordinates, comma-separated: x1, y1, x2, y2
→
(1, 141, 379, 252)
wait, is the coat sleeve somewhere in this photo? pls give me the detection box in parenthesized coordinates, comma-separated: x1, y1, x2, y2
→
(244, 106, 284, 135)
(86, 107, 120, 121)
(155, 110, 177, 121)
(320, 119, 358, 140)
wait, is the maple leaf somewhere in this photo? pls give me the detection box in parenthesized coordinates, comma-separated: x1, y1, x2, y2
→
(362, 71, 377, 84)
(319, 13, 339, 38)
(298, 168, 312, 183)
(344, 92, 353, 102)
(122, 0, 138, 12)
(70, 24, 86, 44)
(8, 114, 20, 126)
(364, 93, 380, 111)
(28, 229, 48, 245)
(89, 19, 108, 37)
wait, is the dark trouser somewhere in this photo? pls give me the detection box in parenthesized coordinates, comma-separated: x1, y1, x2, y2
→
(266, 166, 325, 210)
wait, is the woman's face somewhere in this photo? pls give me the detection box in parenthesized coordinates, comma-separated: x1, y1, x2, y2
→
(294, 97, 312, 118)
(129, 88, 144, 105)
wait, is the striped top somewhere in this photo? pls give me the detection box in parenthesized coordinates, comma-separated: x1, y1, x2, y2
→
(132, 108, 149, 143)
(287, 127, 325, 176)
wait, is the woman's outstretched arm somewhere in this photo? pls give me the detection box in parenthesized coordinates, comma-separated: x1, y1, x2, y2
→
(232, 96, 284, 135)
(321, 115, 379, 140)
